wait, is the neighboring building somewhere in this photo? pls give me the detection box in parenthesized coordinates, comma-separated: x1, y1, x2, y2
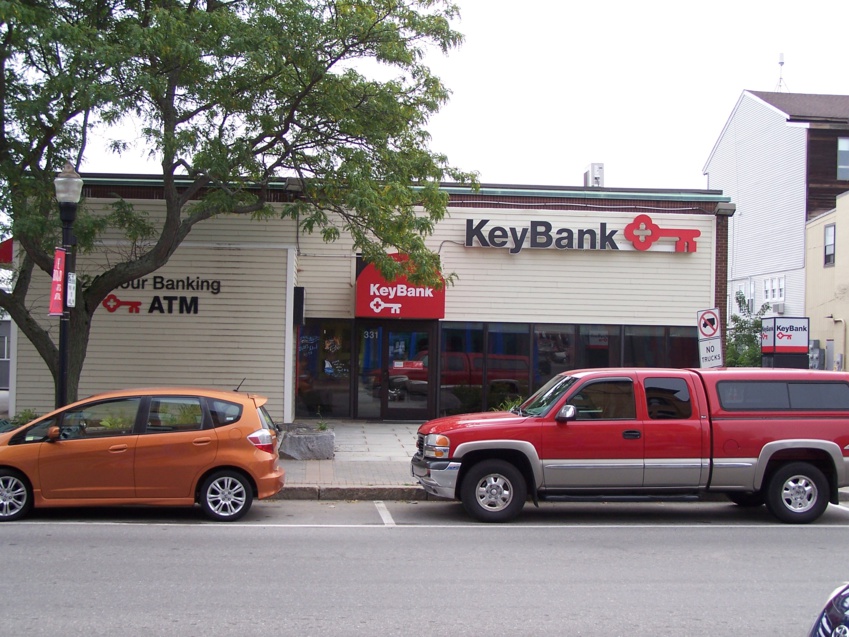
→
(704, 90, 849, 323)
(806, 191, 849, 370)
(9, 177, 733, 422)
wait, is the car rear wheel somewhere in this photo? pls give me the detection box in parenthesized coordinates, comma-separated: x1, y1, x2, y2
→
(764, 462, 829, 524)
(0, 469, 33, 521)
(461, 459, 526, 523)
(199, 470, 253, 522)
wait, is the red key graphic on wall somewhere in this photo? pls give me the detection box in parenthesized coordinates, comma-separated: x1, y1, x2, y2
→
(624, 214, 701, 252)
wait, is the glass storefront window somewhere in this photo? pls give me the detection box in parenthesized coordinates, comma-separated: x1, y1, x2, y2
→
(668, 326, 699, 367)
(297, 319, 699, 420)
(296, 320, 352, 418)
(533, 325, 576, 391)
(440, 322, 484, 415)
(624, 325, 666, 367)
(486, 323, 530, 409)
(576, 325, 622, 368)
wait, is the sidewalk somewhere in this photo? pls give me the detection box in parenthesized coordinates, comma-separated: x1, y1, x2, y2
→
(275, 421, 432, 500)
(274, 420, 849, 503)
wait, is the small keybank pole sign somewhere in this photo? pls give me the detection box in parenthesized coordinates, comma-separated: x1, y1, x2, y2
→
(697, 308, 723, 368)
(761, 317, 810, 354)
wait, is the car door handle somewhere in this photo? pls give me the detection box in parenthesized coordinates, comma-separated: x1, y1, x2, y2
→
(108, 444, 129, 453)
(622, 430, 642, 440)
(192, 437, 213, 446)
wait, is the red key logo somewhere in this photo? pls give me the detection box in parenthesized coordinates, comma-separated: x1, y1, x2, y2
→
(624, 214, 701, 253)
(102, 293, 142, 314)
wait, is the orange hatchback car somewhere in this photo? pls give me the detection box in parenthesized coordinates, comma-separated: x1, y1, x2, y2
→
(0, 388, 285, 521)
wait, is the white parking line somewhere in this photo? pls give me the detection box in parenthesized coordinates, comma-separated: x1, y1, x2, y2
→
(373, 500, 396, 526)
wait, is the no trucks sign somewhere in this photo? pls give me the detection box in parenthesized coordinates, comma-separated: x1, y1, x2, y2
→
(697, 308, 723, 368)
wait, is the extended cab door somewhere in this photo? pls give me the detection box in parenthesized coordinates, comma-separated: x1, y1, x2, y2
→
(638, 371, 709, 488)
(541, 375, 644, 488)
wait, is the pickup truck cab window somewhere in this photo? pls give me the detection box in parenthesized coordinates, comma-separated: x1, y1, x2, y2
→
(645, 377, 692, 419)
(569, 380, 636, 420)
(521, 374, 578, 416)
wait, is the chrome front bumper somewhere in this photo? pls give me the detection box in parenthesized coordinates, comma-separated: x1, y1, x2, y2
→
(410, 456, 461, 499)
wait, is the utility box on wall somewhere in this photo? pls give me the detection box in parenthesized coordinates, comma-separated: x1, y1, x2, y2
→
(809, 340, 825, 369)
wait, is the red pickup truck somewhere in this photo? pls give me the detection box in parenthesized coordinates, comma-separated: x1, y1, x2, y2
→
(411, 367, 849, 523)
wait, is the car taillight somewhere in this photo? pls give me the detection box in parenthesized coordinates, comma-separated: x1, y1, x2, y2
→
(247, 429, 275, 454)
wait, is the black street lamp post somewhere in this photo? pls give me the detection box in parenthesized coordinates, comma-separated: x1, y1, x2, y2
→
(53, 163, 83, 409)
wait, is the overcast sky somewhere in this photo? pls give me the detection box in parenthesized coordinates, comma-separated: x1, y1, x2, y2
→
(423, 0, 849, 190)
(84, 0, 849, 192)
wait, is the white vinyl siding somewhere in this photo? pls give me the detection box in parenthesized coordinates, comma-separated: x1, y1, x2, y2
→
(14, 243, 290, 419)
(430, 210, 715, 325)
(705, 91, 809, 319)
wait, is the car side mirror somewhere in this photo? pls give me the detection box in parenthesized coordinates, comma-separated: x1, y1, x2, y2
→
(555, 404, 577, 423)
(47, 425, 61, 442)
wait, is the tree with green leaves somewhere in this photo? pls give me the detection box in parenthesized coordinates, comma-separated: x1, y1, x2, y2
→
(725, 290, 770, 367)
(0, 0, 473, 403)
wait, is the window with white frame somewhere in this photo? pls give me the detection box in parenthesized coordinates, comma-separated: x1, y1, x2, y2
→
(839, 139, 849, 180)
(0, 335, 8, 360)
(749, 280, 755, 312)
(825, 224, 836, 266)
(736, 282, 754, 313)
(763, 277, 785, 302)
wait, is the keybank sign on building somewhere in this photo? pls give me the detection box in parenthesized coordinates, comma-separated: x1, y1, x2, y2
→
(8, 179, 733, 423)
(465, 213, 702, 254)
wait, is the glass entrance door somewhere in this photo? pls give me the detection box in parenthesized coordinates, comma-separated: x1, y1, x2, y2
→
(355, 321, 434, 420)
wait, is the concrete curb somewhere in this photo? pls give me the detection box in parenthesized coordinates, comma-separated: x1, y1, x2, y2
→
(272, 485, 443, 501)
(273, 485, 849, 503)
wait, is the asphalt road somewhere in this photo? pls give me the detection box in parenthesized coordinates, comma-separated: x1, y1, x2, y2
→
(3, 499, 849, 637)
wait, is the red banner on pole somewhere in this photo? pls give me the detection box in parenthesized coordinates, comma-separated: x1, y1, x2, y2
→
(49, 248, 66, 316)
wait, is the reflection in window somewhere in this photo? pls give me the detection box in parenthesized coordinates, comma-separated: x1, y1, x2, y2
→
(645, 377, 692, 419)
(534, 325, 575, 391)
(18, 418, 57, 443)
(440, 322, 484, 415)
(147, 397, 204, 432)
(624, 326, 664, 367)
(570, 380, 635, 420)
(61, 398, 140, 438)
(788, 382, 849, 409)
(210, 399, 243, 427)
(296, 319, 352, 417)
(487, 323, 530, 410)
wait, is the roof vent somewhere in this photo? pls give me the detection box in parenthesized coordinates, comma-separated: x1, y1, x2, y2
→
(584, 163, 604, 187)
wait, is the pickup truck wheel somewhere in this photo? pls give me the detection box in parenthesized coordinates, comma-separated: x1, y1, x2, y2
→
(726, 492, 765, 508)
(461, 460, 526, 523)
(764, 462, 829, 524)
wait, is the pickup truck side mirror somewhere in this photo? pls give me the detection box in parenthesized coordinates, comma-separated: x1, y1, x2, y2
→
(555, 404, 577, 423)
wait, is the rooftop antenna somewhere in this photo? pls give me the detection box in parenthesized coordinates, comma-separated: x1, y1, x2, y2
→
(776, 53, 789, 92)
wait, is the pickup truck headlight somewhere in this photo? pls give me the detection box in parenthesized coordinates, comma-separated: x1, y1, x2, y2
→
(423, 434, 450, 459)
